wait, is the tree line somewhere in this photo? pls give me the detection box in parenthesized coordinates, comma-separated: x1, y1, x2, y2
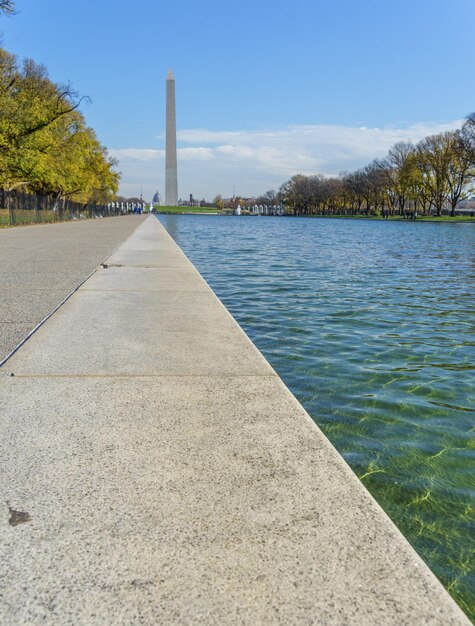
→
(0, 46, 119, 204)
(277, 116, 475, 217)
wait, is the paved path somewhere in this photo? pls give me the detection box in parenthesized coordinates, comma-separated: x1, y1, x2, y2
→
(0, 215, 146, 362)
(0, 216, 469, 625)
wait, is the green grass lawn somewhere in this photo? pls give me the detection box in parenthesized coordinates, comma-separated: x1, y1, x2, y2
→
(306, 213, 475, 223)
(413, 215, 475, 222)
(378, 214, 475, 222)
(0, 208, 60, 227)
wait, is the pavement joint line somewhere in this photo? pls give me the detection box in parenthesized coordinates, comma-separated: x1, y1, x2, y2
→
(98, 266, 199, 271)
(78, 289, 210, 293)
(4, 373, 279, 379)
(0, 274, 98, 370)
(0, 289, 74, 292)
(0, 220, 145, 370)
(101, 265, 198, 269)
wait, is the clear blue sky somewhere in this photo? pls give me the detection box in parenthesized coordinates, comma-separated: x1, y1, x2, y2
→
(2, 0, 475, 200)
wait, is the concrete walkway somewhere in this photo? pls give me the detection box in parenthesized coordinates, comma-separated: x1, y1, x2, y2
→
(0, 216, 469, 625)
(0, 215, 147, 363)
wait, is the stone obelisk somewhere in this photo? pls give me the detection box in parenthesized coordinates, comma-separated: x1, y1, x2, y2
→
(165, 69, 178, 206)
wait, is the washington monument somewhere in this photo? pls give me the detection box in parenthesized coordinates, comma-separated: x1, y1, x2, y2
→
(165, 69, 178, 206)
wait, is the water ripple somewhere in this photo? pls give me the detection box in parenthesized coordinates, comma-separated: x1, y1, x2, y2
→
(158, 215, 475, 621)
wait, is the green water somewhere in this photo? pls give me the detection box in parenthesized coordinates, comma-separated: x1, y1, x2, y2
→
(158, 214, 475, 620)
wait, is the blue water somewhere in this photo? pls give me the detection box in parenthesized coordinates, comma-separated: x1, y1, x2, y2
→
(157, 214, 475, 620)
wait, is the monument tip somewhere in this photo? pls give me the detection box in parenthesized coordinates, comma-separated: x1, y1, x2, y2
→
(167, 68, 174, 80)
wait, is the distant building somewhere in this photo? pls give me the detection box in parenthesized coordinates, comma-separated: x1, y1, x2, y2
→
(453, 198, 475, 214)
(152, 190, 161, 205)
(180, 194, 202, 207)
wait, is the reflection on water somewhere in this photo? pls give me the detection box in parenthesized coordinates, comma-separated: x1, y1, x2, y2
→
(158, 214, 475, 621)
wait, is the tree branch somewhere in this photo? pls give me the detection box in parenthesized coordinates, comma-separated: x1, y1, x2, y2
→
(0, 0, 16, 17)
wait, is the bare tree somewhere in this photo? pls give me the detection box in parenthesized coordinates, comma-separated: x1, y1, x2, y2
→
(276, 114, 475, 219)
(263, 189, 277, 203)
(414, 134, 452, 216)
(379, 142, 415, 215)
(445, 131, 475, 215)
(0, 1, 15, 16)
(279, 175, 312, 215)
(458, 113, 475, 166)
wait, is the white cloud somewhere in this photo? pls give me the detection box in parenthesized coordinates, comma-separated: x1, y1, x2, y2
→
(110, 120, 462, 201)
(179, 147, 215, 160)
(112, 148, 164, 161)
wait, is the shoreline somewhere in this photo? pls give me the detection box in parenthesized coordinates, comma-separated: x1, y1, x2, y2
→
(0, 215, 470, 624)
(281, 214, 475, 222)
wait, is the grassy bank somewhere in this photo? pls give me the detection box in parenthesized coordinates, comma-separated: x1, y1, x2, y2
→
(0, 208, 125, 228)
(409, 215, 475, 222)
(295, 214, 475, 223)
(154, 208, 475, 222)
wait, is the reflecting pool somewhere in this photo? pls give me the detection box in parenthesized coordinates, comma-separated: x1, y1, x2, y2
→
(157, 214, 474, 620)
